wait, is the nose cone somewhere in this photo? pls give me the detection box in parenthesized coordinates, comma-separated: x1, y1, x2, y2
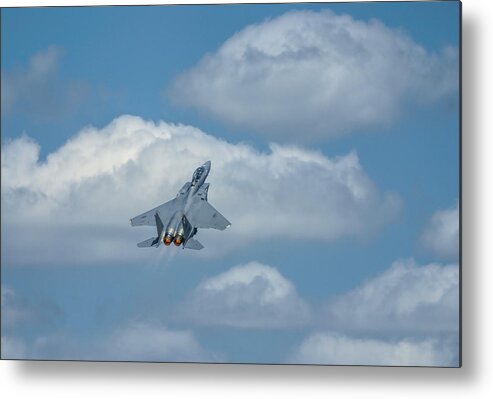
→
(203, 160, 211, 171)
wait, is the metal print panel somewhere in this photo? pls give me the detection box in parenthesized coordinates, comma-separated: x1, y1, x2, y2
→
(0, 1, 461, 367)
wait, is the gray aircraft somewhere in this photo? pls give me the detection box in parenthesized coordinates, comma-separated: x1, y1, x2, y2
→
(130, 161, 230, 250)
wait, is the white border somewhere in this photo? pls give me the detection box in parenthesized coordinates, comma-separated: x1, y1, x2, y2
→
(2, 0, 492, 398)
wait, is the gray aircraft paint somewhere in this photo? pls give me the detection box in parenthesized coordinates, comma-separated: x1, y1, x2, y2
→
(130, 161, 230, 250)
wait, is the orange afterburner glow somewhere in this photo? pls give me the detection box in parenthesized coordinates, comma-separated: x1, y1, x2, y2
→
(164, 236, 172, 246)
(174, 237, 182, 246)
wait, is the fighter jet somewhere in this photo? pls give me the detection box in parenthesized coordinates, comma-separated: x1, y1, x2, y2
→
(130, 161, 230, 250)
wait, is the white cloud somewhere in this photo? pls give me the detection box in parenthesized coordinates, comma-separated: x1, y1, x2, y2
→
(169, 10, 458, 141)
(290, 332, 457, 366)
(0, 285, 216, 361)
(1, 115, 400, 266)
(287, 258, 459, 366)
(1, 46, 89, 120)
(177, 257, 458, 365)
(421, 202, 459, 260)
(1, 322, 218, 362)
(323, 259, 459, 334)
(92, 322, 219, 362)
(181, 262, 310, 328)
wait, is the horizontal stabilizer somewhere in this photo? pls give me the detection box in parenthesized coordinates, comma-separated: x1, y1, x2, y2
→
(137, 237, 159, 248)
(184, 238, 204, 250)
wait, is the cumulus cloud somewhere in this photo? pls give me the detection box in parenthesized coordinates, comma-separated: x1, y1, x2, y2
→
(169, 10, 458, 141)
(2, 322, 217, 362)
(290, 332, 457, 366)
(91, 322, 219, 362)
(1, 115, 400, 266)
(286, 258, 459, 366)
(421, 202, 459, 260)
(322, 259, 459, 335)
(181, 262, 310, 328)
(1, 46, 89, 121)
(175, 257, 459, 365)
(1, 285, 216, 361)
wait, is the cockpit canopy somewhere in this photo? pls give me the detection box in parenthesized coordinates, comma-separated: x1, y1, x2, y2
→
(192, 166, 205, 183)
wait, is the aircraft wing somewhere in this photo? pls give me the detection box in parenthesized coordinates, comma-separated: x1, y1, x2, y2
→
(188, 199, 231, 230)
(130, 198, 178, 227)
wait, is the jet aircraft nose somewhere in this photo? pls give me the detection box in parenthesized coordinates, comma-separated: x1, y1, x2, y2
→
(203, 160, 211, 170)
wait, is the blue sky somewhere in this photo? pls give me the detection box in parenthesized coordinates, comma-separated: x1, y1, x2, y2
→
(1, 2, 460, 366)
